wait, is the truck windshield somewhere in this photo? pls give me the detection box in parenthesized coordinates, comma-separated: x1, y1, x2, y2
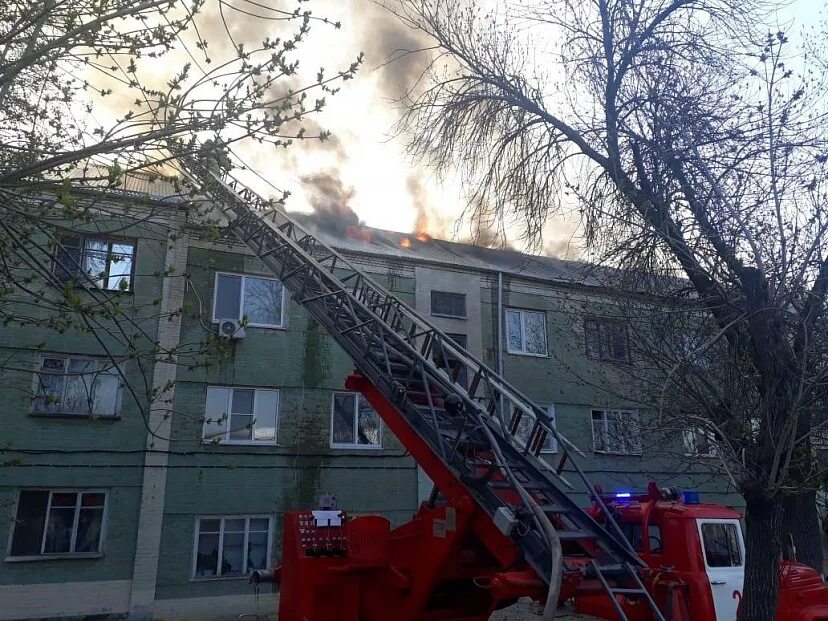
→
(619, 523, 662, 554)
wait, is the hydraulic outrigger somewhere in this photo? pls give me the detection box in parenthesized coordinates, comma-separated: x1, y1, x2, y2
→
(181, 156, 828, 621)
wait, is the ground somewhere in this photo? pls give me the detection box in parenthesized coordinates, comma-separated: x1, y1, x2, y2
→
(491, 600, 600, 620)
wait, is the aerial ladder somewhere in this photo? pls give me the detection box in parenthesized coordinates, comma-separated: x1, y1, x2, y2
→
(177, 154, 664, 621)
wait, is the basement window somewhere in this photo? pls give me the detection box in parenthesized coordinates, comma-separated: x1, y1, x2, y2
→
(8, 490, 107, 559)
(192, 516, 272, 579)
(505, 308, 548, 357)
(53, 235, 135, 291)
(33, 355, 122, 417)
(202, 387, 279, 445)
(591, 409, 642, 455)
(431, 291, 466, 318)
(330, 392, 381, 449)
(213, 272, 285, 328)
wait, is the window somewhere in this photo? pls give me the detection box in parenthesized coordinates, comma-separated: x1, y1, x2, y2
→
(619, 522, 662, 554)
(513, 405, 557, 453)
(683, 426, 717, 457)
(701, 523, 742, 567)
(33, 355, 122, 417)
(213, 272, 284, 328)
(193, 516, 272, 578)
(331, 392, 381, 449)
(584, 318, 629, 362)
(505, 308, 548, 356)
(591, 409, 642, 455)
(53, 235, 135, 291)
(431, 291, 466, 318)
(202, 387, 279, 444)
(8, 490, 106, 558)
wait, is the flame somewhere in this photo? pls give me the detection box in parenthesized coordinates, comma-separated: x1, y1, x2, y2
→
(400, 237, 411, 249)
(345, 225, 373, 244)
(414, 210, 432, 242)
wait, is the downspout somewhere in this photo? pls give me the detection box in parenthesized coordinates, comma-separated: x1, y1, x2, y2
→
(497, 271, 504, 377)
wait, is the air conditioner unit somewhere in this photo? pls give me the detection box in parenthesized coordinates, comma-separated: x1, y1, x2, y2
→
(218, 319, 246, 340)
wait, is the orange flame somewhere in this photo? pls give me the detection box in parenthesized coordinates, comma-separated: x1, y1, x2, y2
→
(400, 237, 411, 249)
(345, 225, 373, 244)
(414, 210, 432, 242)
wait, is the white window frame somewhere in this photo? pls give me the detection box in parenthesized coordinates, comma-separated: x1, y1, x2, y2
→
(212, 271, 286, 329)
(683, 426, 717, 458)
(430, 290, 467, 319)
(202, 386, 280, 446)
(505, 308, 548, 357)
(31, 354, 123, 418)
(591, 409, 642, 456)
(330, 392, 383, 450)
(191, 515, 273, 580)
(6, 489, 108, 561)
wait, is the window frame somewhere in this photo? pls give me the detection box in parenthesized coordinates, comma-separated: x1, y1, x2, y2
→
(6, 488, 109, 561)
(584, 317, 630, 363)
(590, 408, 642, 456)
(202, 386, 280, 446)
(430, 290, 467, 319)
(190, 515, 273, 580)
(31, 353, 123, 418)
(505, 307, 549, 358)
(211, 271, 286, 329)
(329, 392, 383, 450)
(53, 235, 137, 292)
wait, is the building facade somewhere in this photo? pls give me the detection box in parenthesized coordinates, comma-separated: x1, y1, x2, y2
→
(0, 181, 740, 620)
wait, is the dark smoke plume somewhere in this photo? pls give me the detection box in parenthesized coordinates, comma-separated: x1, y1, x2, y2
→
(300, 171, 361, 233)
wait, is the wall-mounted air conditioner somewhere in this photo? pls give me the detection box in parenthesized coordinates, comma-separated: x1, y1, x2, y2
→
(218, 318, 246, 340)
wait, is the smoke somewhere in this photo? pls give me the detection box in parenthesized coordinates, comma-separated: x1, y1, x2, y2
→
(361, 6, 433, 100)
(300, 170, 361, 232)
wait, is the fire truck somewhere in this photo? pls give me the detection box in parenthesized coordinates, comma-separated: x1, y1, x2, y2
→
(183, 157, 828, 621)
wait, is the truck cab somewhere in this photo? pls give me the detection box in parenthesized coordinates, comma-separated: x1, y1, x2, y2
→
(576, 485, 828, 621)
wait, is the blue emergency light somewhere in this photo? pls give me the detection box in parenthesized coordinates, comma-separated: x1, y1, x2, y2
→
(682, 490, 701, 504)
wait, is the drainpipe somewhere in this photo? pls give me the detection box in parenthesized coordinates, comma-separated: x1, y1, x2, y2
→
(497, 271, 504, 377)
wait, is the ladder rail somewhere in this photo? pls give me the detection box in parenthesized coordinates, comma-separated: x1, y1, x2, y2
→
(178, 157, 648, 581)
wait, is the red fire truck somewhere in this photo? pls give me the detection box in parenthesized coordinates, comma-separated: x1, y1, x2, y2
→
(185, 157, 828, 621)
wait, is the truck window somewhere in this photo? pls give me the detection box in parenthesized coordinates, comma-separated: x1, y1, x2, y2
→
(701, 523, 742, 567)
(619, 523, 662, 554)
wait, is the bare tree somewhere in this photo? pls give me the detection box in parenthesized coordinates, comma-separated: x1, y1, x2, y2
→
(388, 1, 828, 619)
(0, 0, 360, 438)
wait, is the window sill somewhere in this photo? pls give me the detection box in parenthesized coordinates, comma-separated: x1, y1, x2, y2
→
(202, 440, 280, 447)
(330, 444, 383, 451)
(431, 313, 467, 320)
(507, 350, 549, 358)
(593, 450, 643, 457)
(586, 356, 631, 364)
(191, 574, 256, 582)
(6, 553, 103, 563)
(30, 412, 121, 420)
(211, 321, 287, 331)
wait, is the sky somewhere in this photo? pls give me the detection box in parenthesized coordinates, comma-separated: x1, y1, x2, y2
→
(98, 0, 827, 257)
(228, 0, 825, 257)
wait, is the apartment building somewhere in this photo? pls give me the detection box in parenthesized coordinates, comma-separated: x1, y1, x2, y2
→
(0, 176, 740, 620)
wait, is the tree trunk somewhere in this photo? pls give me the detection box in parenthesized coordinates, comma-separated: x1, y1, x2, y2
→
(782, 490, 823, 571)
(739, 496, 782, 621)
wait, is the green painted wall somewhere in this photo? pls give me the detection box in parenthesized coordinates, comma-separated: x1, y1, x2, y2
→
(0, 212, 170, 586)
